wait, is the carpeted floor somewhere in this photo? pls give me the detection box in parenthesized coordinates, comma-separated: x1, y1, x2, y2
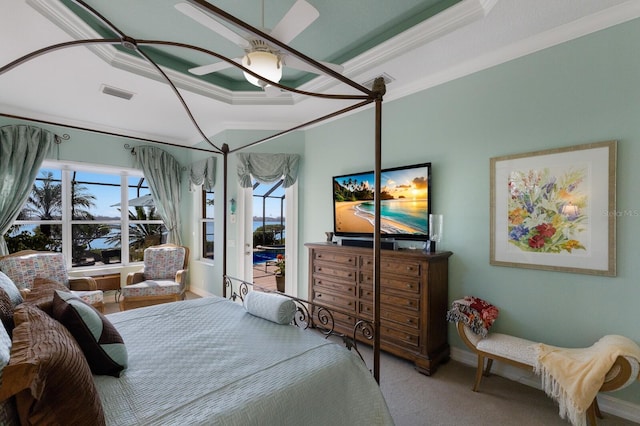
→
(104, 294, 637, 426)
(358, 344, 637, 426)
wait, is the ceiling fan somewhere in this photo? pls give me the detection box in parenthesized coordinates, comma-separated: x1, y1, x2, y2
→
(175, 0, 344, 89)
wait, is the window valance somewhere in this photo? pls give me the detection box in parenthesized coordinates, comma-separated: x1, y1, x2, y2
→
(236, 153, 300, 188)
(189, 156, 216, 192)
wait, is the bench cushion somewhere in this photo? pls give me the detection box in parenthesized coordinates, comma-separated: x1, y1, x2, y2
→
(477, 333, 537, 366)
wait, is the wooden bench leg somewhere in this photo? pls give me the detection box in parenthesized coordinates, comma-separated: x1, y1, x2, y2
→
(473, 354, 485, 392)
(484, 358, 494, 376)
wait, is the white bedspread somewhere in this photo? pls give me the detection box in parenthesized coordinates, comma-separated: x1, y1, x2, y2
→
(96, 296, 394, 425)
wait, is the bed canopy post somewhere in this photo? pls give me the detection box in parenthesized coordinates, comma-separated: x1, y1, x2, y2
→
(372, 77, 386, 383)
(222, 143, 230, 298)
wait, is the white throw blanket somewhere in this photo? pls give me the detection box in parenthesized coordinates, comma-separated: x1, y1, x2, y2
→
(534, 335, 640, 426)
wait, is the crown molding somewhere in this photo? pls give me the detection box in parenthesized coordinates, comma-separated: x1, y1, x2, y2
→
(386, 0, 640, 103)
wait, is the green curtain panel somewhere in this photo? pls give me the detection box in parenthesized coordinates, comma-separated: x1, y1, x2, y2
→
(0, 125, 55, 255)
(236, 153, 300, 188)
(135, 146, 183, 245)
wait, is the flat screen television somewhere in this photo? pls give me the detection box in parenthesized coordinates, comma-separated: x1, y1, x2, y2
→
(332, 162, 431, 240)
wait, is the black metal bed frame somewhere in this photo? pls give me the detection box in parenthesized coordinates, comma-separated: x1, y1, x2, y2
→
(224, 275, 375, 368)
(1, 0, 387, 382)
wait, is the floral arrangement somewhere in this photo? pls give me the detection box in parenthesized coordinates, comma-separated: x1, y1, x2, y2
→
(507, 167, 587, 253)
(274, 253, 285, 276)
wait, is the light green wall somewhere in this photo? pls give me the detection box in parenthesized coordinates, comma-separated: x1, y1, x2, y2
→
(304, 18, 640, 403)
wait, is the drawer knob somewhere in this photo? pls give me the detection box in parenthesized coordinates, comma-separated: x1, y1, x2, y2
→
(406, 284, 412, 288)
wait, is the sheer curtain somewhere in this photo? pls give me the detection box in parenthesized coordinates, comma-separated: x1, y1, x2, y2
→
(135, 146, 183, 245)
(0, 125, 55, 255)
(236, 153, 300, 188)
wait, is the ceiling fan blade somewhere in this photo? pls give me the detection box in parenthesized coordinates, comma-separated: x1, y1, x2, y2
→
(188, 58, 241, 76)
(175, 3, 250, 49)
(270, 0, 319, 44)
(283, 55, 344, 75)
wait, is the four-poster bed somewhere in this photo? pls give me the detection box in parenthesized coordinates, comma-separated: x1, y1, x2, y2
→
(0, 0, 396, 424)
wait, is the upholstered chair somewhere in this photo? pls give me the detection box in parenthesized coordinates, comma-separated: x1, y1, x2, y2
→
(0, 250, 104, 312)
(119, 243, 189, 311)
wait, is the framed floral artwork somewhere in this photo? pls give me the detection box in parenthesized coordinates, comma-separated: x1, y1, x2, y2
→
(490, 140, 617, 276)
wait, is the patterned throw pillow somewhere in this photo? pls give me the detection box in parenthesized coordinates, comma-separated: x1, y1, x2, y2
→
(51, 291, 128, 377)
(0, 304, 106, 425)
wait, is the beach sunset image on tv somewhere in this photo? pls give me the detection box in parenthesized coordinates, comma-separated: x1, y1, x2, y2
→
(332, 163, 431, 238)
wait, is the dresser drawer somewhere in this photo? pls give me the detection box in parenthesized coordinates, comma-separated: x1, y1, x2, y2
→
(313, 277, 356, 297)
(359, 290, 420, 312)
(362, 256, 421, 278)
(313, 289, 356, 312)
(381, 324, 420, 349)
(361, 273, 420, 295)
(313, 263, 356, 281)
(313, 250, 358, 267)
(359, 302, 420, 330)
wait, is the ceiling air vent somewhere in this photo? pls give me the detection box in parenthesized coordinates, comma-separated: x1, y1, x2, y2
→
(100, 84, 135, 100)
(362, 73, 395, 90)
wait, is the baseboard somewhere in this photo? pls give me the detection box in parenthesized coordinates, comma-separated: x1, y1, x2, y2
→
(450, 347, 640, 423)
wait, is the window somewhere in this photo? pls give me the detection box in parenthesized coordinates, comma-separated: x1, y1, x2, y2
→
(4, 161, 166, 268)
(202, 188, 214, 260)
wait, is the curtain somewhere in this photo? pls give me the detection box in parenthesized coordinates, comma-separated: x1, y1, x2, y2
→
(0, 125, 55, 255)
(135, 146, 183, 245)
(189, 156, 216, 191)
(236, 153, 300, 188)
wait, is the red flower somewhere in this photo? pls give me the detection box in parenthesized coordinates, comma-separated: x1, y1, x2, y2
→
(535, 223, 556, 238)
(528, 235, 545, 249)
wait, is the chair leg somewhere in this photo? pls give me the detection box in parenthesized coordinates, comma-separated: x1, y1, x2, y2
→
(473, 354, 485, 392)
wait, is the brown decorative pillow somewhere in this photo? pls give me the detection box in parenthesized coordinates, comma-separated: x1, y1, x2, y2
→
(52, 290, 128, 377)
(21, 277, 70, 315)
(0, 304, 106, 426)
(0, 290, 14, 337)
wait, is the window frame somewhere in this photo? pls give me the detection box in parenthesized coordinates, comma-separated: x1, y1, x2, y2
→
(200, 187, 215, 262)
(7, 160, 164, 269)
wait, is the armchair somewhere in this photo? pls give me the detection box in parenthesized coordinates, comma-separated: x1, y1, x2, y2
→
(0, 250, 104, 312)
(119, 243, 189, 311)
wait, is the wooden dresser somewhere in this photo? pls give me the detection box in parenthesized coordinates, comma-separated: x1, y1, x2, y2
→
(306, 242, 452, 375)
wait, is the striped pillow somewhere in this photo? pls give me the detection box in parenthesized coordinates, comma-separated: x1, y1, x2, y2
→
(51, 291, 128, 377)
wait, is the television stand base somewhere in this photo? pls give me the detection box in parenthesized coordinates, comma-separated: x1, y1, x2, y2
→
(340, 239, 396, 250)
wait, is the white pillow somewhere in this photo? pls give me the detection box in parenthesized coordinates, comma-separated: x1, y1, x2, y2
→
(243, 291, 296, 325)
